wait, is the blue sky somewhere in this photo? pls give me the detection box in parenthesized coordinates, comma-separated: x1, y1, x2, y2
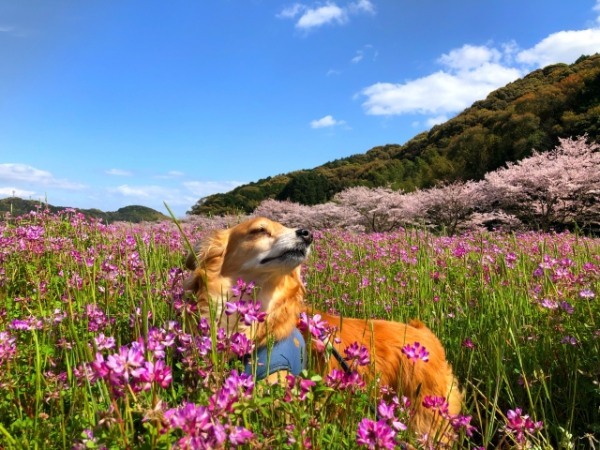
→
(1, 0, 600, 217)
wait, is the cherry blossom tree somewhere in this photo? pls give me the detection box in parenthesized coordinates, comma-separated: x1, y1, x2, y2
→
(414, 181, 486, 234)
(333, 187, 407, 232)
(483, 135, 600, 231)
(252, 199, 311, 228)
(253, 199, 361, 230)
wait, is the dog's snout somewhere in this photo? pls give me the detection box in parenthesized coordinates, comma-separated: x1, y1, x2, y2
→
(296, 228, 313, 244)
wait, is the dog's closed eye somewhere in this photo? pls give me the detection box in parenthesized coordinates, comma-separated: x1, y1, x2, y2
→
(249, 226, 271, 237)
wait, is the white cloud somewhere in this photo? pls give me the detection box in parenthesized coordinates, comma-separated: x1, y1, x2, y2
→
(351, 44, 376, 64)
(326, 68, 341, 76)
(0, 163, 85, 189)
(277, 3, 305, 19)
(426, 115, 449, 127)
(0, 25, 28, 38)
(154, 170, 185, 179)
(183, 180, 244, 197)
(278, 0, 375, 30)
(351, 51, 364, 64)
(516, 29, 600, 67)
(111, 185, 156, 198)
(361, 67, 521, 116)
(107, 184, 201, 215)
(360, 44, 522, 116)
(349, 0, 375, 14)
(310, 115, 346, 128)
(296, 4, 346, 29)
(438, 44, 502, 70)
(0, 187, 36, 198)
(106, 168, 133, 176)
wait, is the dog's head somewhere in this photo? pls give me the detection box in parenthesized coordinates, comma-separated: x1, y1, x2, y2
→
(184, 217, 313, 335)
(186, 217, 312, 278)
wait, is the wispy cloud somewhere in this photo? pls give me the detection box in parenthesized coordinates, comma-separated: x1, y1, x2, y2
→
(278, 0, 375, 30)
(106, 168, 133, 176)
(359, 1, 600, 124)
(108, 184, 199, 213)
(0, 25, 29, 38)
(0, 163, 86, 189)
(183, 180, 244, 197)
(360, 44, 522, 116)
(516, 29, 600, 67)
(310, 115, 346, 128)
(298, 4, 346, 29)
(154, 170, 185, 179)
(426, 115, 449, 128)
(0, 187, 36, 198)
(351, 44, 376, 64)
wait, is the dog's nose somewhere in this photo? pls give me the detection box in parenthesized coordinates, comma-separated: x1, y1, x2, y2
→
(296, 228, 313, 244)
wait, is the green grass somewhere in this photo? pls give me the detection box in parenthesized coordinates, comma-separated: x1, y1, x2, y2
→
(0, 210, 598, 449)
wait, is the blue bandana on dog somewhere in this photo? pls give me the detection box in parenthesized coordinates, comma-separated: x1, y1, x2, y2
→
(244, 328, 306, 380)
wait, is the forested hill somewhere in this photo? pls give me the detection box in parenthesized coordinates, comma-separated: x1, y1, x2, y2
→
(0, 197, 169, 223)
(190, 54, 600, 216)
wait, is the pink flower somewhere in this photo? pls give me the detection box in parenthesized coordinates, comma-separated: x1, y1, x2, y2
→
(229, 332, 255, 357)
(344, 342, 370, 366)
(401, 342, 429, 362)
(422, 395, 449, 416)
(0, 331, 17, 364)
(356, 418, 396, 449)
(230, 278, 256, 298)
(503, 407, 543, 445)
(461, 337, 476, 349)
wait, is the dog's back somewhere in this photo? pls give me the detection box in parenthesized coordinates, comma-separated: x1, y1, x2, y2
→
(307, 311, 463, 439)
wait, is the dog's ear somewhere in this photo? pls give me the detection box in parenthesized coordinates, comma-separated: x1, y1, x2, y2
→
(184, 230, 228, 272)
(183, 231, 228, 294)
(184, 243, 202, 270)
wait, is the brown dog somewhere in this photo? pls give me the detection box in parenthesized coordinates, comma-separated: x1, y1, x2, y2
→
(184, 217, 462, 440)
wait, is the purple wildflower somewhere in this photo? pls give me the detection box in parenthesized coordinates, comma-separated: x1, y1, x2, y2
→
(450, 414, 476, 437)
(356, 418, 396, 449)
(225, 299, 267, 325)
(325, 368, 365, 392)
(503, 407, 543, 445)
(0, 331, 17, 364)
(560, 335, 578, 346)
(540, 299, 558, 310)
(165, 402, 227, 449)
(10, 317, 43, 331)
(135, 360, 173, 389)
(579, 289, 595, 299)
(85, 304, 111, 332)
(559, 301, 574, 314)
(344, 342, 371, 367)
(230, 278, 256, 298)
(461, 337, 476, 349)
(297, 312, 333, 352)
(401, 342, 430, 363)
(229, 426, 254, 445)
(105, 344, 145, 383)
(94, 333, 116, 351)
(285, 374, 316, 401)
(422, 395, 449, 416)
(229, 332, 255, 357)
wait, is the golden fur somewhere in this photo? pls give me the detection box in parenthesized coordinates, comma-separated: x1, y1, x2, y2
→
(184, 217, 462, 440)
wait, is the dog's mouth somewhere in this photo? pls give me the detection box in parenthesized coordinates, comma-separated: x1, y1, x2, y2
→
(260, 248, 308, 265)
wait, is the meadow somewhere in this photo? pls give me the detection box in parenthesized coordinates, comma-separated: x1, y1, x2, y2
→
(0, 209, 598, 449)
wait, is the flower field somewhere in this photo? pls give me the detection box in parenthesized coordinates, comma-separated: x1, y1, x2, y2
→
(0, 209, 598, 449)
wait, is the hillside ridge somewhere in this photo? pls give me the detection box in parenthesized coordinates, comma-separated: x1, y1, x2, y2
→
(190, 54, 600, 216)
(0, 197, 169, 223)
